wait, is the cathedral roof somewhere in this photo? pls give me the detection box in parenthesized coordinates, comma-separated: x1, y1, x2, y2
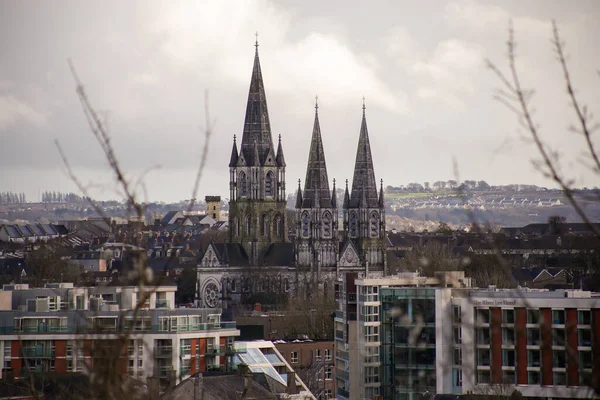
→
(240, 42, 274, 166)
(302, 99, 332, 208)
(349, 103, 379, 208)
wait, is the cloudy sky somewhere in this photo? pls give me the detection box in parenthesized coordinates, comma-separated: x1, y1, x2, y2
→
(1, 0, 599, 202)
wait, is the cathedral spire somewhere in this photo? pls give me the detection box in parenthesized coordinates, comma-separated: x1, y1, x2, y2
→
(343, 179, 350, 209)
(295, 179, 303, 209)
(331, 178, 337, 208)
(350, 99, 378, 208)
(302, 96, 331, 208)
(379, 178, 385, 208)
(276, 134, 286, 167)
(229, 135, 238, 167)
(240, 37, 273, 166)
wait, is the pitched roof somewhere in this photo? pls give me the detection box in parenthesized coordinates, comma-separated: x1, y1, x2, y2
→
(260, 242, 294, 266)
(349, 106, 378, 208)
(239, 43, 274, 167)
(301, 101, 332, 208)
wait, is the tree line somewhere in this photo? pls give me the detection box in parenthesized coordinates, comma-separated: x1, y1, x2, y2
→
(41, 191, 89, 204)
(0, 191, 27, 204)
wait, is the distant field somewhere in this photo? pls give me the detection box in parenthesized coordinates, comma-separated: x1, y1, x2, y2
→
(386, 192, 434, 199)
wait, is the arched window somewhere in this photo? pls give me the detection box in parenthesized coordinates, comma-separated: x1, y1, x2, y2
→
(349, 211, 358, 237)
(301, 211, 310, 238)
(261, 214, 269, 237)
(322, 211, 332, 238)
(265, 171, 274, 197)
(274, 214, 283, 239)
(245, 215, 251, 235)
(239, 171, 247, 196)
(370, 211, 379, 237)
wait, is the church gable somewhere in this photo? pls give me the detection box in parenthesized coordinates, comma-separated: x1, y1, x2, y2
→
(338, 241, 361, 267)
(200, 243, 222, 267)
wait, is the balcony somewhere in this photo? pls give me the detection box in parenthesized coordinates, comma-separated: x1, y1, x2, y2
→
(206, 346, 221, 355)
(337, 369, 349, 380)
(154, 346, 173, 358)
(336, 349, 348, 361)
(155, 299, 171, 309)
(21, 347, 54, 358)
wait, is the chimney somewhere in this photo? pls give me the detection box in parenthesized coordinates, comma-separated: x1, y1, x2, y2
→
(286, 371, 298, 394)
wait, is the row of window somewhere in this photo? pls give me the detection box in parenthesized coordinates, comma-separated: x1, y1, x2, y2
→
(473, 308, 592, 326)
(475, 347, 593, 370)
(475, 368, 593, 387)
(474, 326, 592, 347)
(289, 349, 332, 363)
(237, 170, 277, 197)
(232, 214, 284, 238)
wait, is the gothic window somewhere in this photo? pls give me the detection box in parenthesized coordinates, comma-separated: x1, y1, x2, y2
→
(233, 216, 239, 237)
(274, 214, 283, 240)
(239, 171, 247, 197)
(370, 211, 379, 237)
(261, 214, 269, 237)
(265, 171, 274, 197)
(301, 211, 310, 238)
(349, 211, 358, 237)
(244, 215, 251, 235)
(322, 211, 332, 238)
(230, 279, 236, 292)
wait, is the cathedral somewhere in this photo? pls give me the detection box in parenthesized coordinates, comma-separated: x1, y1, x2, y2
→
(196, 41, 386, 308)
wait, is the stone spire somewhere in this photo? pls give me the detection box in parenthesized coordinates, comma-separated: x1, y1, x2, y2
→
(302, 96, 331, 208)
(343, 179, 350, 208)
(240, 37, 274, 166)
(295, 179, 303, 209)
(229, 135, 238, 167)
(331, 178, 337, 208)
(379, 179, 385, 208)
(276, 134, 286, 167)
(350, 98, 378, 208)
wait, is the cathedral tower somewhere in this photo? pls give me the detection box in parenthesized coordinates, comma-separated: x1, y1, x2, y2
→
(295, 98, 338, 279)
(342, 101, 386, 271)
(228, 40, 287, 264)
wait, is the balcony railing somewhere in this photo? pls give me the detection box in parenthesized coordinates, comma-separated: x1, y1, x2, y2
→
(206, 346, 221, 355)
(155, 299, 170, 309)
(3, 321, 237, 335)
(154, 346, 173, 358)
(21, 347, 55, 358)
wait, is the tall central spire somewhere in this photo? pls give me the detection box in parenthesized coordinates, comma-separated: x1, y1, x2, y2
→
(350, 99, 378, 208)
(302, 96, 331, 208)
(240, 36, 273, 166)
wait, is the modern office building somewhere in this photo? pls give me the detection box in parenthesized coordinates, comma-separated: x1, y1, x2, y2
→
(0, 282, 239, 384)
(334, 272, 600, 400)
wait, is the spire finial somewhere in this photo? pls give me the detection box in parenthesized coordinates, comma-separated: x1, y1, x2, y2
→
(255, 32, 259, 54)
(315, 95, 319, 112)
(362, 96, 366, 114)
(278, 133, 281, 142)
(381, 178, 383, 187)
(333, 178, 336, 185)
(233, 134, 237, 143)
(345, 179, 349, 188)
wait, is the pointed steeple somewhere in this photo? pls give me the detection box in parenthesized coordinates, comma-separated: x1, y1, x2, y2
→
(302, 96, 331, 208)
(350, 98, 378, 208)
(379, 179, 385, 208)
(229, 135, 239, 167)
(253, 140, 261, 166)
(343, 179, 350, 209)
(295, 179, 303, 209)
(276, 134, 286, 167)
(240, 36, 274, 166)
(331, 178, 337, 208)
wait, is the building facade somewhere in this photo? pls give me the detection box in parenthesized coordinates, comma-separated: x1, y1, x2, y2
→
(335, 272, 600, 400)
(0, 283, 239, 384)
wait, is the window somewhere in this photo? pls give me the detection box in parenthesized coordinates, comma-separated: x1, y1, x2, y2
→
(349, 212, 357, 237)
(476, 327, 490, 345)
(3, 341, 10, 368)
(315, 349, 321, 360)
(325, 389, 332, 399)
(553, 328, 566, 346)
(325, 367, 332, 380)
(503, 370, 515, 384)
(244, 215, 250, 235)
(370, 211, 379, 237)
(261, 214, 269, 236)
(453, 348, 462, 365)
(364, 366, 379, 383)
(477, 349, 491, 366)
(476, 308, 490, 324)
(265, 171, 274, 196)
(553, 309, 565, 325)
(453, 368, 462, 387)
(137, 359, 143, 368)
(365, 326, 379, 342)
(502, 349, 515, 367)
(301, 211, 310, 238)
(274, 214, 283, 239)
(452, 306, 461, 323)
(290, 351, 298, 363)
(322, 211, 332, 238)
(578, 310, 591, 325)
(528, 370, 540, 385)
(528, 349, 541, 367)
(579, 350, 592, 369)
(579, 328, 592, 346)
(477, 370, 490, 384)
(239, 171, 247, 196)
(502, 309, 515, 324)
(527, 327, 540, 346)
(453, 327, 462, 344)
(553, 350, 566, 368)
(180, 339, 191, 357)
(325, 348, 331, 361)
(553, 371, 567, 386)
(527, 309, 540, 324)
(502, 327, 515, 345)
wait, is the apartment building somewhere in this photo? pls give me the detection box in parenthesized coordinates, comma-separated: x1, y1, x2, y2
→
(275, 339, 336, 399)
(0, 282, 239, 384)
(335, 271, 600, 400)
